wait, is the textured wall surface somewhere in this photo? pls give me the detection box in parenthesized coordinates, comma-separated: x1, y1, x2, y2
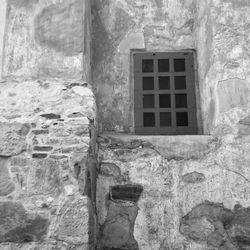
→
(97, 132, 250, 250)
(3, 0, 89, 80)
(0, 0, 250, 249)
(94, 3, 250, 248)
(92, 0, 197, 132)
(196, 0, 250, 134)
(0, 0, 97, 249)
(92, 0, 250, 135)
(0, 80, 96, 250)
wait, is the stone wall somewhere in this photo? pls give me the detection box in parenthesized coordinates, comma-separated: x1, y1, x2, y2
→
(0, 80, 96, 250)
(0, 0, 97, 249)
(0, 0, 250, 249)
(94, 3, 250, 247)
(97, 133, 250, 250)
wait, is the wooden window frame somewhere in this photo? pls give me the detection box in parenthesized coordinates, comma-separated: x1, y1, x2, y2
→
(134, 51, 198, 135)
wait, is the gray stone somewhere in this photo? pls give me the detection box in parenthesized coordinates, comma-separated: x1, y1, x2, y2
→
(0, 158, 15, 196)
(180, 202, 250, 249)
(180, 216, 215, 242)
(55, 197, 89, 245)
(40, 113, 61, 119)
(100, 163, 121, 177)
(27, 158, 63, 196)
(0, 201, 48, 243)
(99, 201, 139, 250)
(238, 115, 250, 137)
(182, 172, 206, 184)
(33, 146, 53, 152)
(0, 122, 28, 156)
(32, 130, 49, 135)
(32, 153, 48, 159)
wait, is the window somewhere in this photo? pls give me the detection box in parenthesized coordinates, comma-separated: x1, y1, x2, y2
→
(134, 52, 198, 135)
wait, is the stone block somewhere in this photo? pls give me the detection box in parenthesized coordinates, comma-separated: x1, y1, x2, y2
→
(10, 154, 31, 167)
(55, 197, 89, 245)
(32, 153, 48, 159)
(40, 113, 61, 119)
(32, 130, 49, 135)
(0, 158, 15, 196)
(100, 201, 138, 250)
(100, 163, 121, 178)
(238, 115, 250, 137)
(27, 158, 63, 196)
(182, 172, 206, 184)
(180, 202, 250, 249)
(0, 122, 29, 156)
(0, 201, 48, 243)
(33, 146, 53, 152)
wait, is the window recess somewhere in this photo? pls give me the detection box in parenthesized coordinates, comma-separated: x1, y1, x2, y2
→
(134, 52, 198, 135)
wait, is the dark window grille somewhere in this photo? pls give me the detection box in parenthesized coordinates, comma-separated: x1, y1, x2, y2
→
(134, 52, 198, 135)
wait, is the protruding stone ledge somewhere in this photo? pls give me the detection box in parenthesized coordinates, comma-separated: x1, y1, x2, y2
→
(98, 132, 218, 160)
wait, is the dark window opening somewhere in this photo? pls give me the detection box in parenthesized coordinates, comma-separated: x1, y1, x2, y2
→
(143, 77, 154, 90)
(142, 59, 153, 72)
(134, 51, 197, 135)
(159, 76, 170, 90)
(143, 112, 155, 127)
(110, 184, 143, 203)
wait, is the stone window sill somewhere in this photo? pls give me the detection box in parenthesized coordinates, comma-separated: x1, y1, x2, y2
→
(98, 132, 217, 160)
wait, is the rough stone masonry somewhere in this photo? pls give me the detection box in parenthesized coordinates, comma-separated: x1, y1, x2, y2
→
(0, 0, 250, 250)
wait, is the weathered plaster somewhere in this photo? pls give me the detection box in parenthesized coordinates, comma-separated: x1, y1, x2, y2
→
(97, 132, 250, 249)
(93, 0, 250, 135)
(196, 0, 250, 134)
(0, 0, 7, 80)
(92, 0, 196, 132)
(2, 0, 88, 80)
